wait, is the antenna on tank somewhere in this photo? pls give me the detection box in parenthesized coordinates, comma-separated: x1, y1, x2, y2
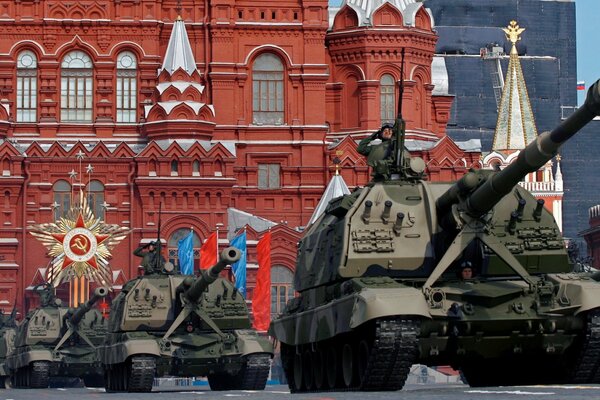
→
(393, 48, 407, 175)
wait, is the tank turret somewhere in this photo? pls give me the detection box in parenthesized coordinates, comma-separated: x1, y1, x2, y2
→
(68, 287, 108, 326)
(99, 244, 272, 393)
(183, 247, 241, 303)
(271, 81, 600, 392)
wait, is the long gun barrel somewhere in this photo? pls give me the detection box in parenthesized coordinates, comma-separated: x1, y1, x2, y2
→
(69, 287, 108, 325)
(439, 80, 600, 220)
(184, 247, 242, 303)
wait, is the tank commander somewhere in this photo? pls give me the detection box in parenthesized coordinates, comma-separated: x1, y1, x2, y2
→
(357, 123, 414, 180)
(133, 241, 165, 275)
(38, 282, 57, 307)
(357, 123, 395, 167)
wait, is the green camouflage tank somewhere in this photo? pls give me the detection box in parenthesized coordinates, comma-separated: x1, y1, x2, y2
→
(270, 80, 600, 391)
(0, 308, 17, 388)
(6, 286, 108, 388)
(98, 247, 273, 392)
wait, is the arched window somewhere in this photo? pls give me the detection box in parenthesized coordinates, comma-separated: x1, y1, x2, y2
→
(271, 266, 294, 317)
(53, 180, 71, 220)
(86, 180, 105, 219)
(168, 228, 202, 272)
(380, 74, 395, 125)
(192, 160, 200, 176)
(61, 51, 93, 122)
(116, 51, 137, 123)
(171, 160, 179, 176)
(17, 50, 38, 122)
(252, 53, 284, 125)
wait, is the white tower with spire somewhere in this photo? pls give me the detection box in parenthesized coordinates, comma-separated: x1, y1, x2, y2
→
(482, 21, 564, 231)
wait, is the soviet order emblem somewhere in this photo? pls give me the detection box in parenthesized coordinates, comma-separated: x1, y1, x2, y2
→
(61, 218, 100, 265)
(29, 191, 129, 287)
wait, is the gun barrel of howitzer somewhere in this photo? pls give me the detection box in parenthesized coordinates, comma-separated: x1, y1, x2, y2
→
(464, 80, 600, 218)
(184, 247, 242, 302)
(70, 287, 108, 324)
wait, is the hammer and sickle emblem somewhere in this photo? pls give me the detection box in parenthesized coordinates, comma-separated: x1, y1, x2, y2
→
(72, 236, 89, 252)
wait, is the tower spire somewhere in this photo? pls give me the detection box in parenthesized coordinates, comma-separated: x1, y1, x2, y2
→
(492, 21, 538, 152)
(160, 9, 197, 76)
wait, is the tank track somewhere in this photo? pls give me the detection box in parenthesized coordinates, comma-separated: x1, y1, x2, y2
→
(359, 319, 419, 390)
(12, 361, 50, 389)
(284, 317, 419, 392)
(127, 356, 156, 392)
(208, 353, 271, 390)
(238, 354, 271, 390)
(571, 309, 600, 383)
(29, 361, 50, 389)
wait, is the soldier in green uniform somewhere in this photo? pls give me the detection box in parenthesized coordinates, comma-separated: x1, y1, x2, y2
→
(133, 241, 165, 275)
(357, 123, 395, 180)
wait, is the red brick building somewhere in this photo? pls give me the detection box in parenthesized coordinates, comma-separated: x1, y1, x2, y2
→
(582, 205, 600, 270)
(0, 0, 479, 316)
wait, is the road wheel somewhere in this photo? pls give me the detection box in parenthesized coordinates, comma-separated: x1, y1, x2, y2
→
(325, 345, 338, 390)
(342, 342, 355, 388)
(293, 351, 303, 391)
(312, 348, 325, 390)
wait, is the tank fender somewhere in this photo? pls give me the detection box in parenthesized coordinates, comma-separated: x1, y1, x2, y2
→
(97, 339, 160, 365)
(234, 330, 274, 357)
(6, 349, 54, 371)
(350, 286, 431, 329)
(551, 275, 600, 315)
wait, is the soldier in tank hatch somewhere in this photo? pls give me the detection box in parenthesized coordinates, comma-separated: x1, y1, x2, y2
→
(358, 123, 414, 180)
(133, 241, 165, 275)
(357, 123, 395, 166)
(460, 261, 474, 280)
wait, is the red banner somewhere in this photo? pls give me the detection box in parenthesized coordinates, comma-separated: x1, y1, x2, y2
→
(199, 232, 218, 269)
(252, 231, 272, 331)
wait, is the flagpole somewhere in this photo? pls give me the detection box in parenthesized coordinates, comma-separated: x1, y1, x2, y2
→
(215, 225, 219, 265)
(190, 226, 194, 274)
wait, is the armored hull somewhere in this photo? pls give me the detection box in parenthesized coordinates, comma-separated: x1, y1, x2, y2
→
(270, 81, 600, 391)
(98, 247, 273, 392)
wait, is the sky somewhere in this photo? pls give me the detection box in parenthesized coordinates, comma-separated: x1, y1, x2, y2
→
(328, 0, 596, 105)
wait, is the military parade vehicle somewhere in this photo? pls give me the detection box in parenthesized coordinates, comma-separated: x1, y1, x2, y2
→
(98, 247, 273, 392)
(270, 80, 600, 391)
(0, 308, 17, 388)
(7, 286, 108, 388)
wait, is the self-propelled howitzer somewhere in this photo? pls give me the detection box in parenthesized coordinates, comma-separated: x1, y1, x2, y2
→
(7, 286, 109, 389)
(99, 247, 273, 393)
(271, 81, 600, 391)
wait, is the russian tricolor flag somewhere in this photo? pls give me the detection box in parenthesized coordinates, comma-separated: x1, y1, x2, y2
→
(577, 81, 585, 91)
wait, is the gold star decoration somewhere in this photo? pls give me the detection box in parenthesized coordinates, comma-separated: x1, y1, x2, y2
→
(29, 191, 129, 288)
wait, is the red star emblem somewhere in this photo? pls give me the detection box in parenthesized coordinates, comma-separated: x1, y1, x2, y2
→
(51, 213, 110, 271)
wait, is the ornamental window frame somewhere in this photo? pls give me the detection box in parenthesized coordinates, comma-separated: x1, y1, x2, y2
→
(53, 180, 71, 220)
(252, 53, 285, 125)
(86, 180, 105, 220)
(60, 50, 94, 122)
(380, 73, 396, 125)
(116, 51, 138, 123)
(16, 50, 38, 123)
(271, 266, 294, 317)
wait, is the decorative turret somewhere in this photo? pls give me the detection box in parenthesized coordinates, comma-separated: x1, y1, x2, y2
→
(483, 21, 565, 230)
(307, 163, 351, 226)
(142, 16, 216, 140)
(491, 20, 538, 152)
